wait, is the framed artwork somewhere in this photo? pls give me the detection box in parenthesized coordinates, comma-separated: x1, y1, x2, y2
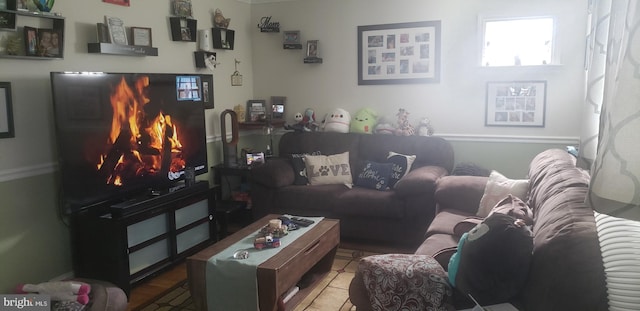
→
(358, 21, 441, 85)
(23, 26, 38, 56)
(485, 81, 547, 127)
(105, 16, 128, 45)
(172, 0, 192, 17)
(270, 96, 286, 119)
(131, 27, 152, 46)
(103, 0, 130, 7)
(0, 82, 14, 138)
(0, 11, 16, 31)
(246, 100, 267, 122)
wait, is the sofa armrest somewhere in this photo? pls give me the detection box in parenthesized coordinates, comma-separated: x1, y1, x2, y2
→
(250, 157, 295, 188)
(434, 175, 488, 215)
(394, 165, 448, 196)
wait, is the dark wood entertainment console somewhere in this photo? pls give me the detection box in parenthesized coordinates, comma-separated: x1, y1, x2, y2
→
(70, 181, 216, 296)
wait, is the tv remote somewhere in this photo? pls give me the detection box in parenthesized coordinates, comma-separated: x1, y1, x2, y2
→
(291, 217, 314, 227)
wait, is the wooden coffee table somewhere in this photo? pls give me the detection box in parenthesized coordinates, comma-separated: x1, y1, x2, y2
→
(186, 214, 340, 311)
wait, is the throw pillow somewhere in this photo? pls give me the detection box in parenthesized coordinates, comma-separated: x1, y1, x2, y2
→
(304, 152, 353, 187)
(290, 151, 321, 185)
(476, 170, 529, 218)
(386, 151, 417, 188)
(452, 213, 534, 305)
(355, 161, 393, 191)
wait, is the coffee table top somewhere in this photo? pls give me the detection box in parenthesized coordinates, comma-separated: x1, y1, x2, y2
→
(188, 214, 338, 263)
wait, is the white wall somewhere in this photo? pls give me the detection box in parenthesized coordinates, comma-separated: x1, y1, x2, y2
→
(250, 0, 588, 176)
(0, 0, 254, 175)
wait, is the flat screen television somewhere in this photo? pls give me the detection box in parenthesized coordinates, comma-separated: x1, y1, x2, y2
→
(50, 72, 213, 214)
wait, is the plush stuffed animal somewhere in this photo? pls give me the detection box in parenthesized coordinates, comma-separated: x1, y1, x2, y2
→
(16, 281, 91, 305)
(323, 108, 351, 133)
(350, 108, 378, 134)
(416, 117, 434, 136)
(394, 108, 415, 136)
(374, 116, 395, 134)
(285, 109, 320, 132)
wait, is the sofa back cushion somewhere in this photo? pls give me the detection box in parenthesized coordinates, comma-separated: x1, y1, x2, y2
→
(357, 134, 454, 173)
(523, 149, 608, 311)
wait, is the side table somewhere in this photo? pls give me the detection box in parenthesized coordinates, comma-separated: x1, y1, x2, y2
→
(212, 164, 253, 239)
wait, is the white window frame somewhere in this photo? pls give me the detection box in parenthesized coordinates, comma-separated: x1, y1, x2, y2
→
(479, 15, 559, 67)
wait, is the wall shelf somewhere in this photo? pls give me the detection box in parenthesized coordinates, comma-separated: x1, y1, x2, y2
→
(0, 9, 65, 59)
(88, 43, 158, 56)
(169, 17, 197, 42)
(212, 28, 234, 50)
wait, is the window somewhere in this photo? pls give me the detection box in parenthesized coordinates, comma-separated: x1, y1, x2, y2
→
(481, 17, 555, 67)
(176, 76, 201, 101)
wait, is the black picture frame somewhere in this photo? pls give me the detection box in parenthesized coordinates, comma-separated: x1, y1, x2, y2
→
(270, 96, 286, 119)
(246, 100, 267, 122)
(358, 21, 441, 85)
(0, 82, 15, 138)
(0, 11, 17, 31)
(485, 81, 547, 127)
(23, 26, 38, 56)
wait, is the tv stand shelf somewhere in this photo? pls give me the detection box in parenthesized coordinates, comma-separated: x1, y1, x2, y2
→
(70, 181, 216, 296)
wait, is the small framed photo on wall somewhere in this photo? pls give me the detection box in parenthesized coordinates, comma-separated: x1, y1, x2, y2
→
(485, 80, 547, 127)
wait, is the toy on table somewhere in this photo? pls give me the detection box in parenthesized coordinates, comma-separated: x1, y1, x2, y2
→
(16, 281, 91, 305)
(350, 108, 378, 134)
(254, 235, 281, 249)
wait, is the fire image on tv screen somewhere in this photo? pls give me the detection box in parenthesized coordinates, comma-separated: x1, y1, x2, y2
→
(50, 72, 213, 213)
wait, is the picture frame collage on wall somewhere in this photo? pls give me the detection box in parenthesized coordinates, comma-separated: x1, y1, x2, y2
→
(485, 81, 547, 127)
(358, 21, 441, 85)
(23, 26, 62, 57)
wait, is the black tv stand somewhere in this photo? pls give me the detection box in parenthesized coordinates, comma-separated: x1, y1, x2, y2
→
(109, 181, 209, 217)
(70, 180, 216, 296)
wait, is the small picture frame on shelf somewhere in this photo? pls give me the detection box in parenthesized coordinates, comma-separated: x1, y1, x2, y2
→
(23, 26, 38, 56)
(38, 28, 61, 57)
(131, 27, 152, 47)
(96, 23, 111, 43)
(0, 11, 17, 31)
(283, 30, 302, 49)
(270, 96, 286, 119)
(246, 100, 267, 122)
(306, 40, 319, 58)
(105, 15, 128, 45)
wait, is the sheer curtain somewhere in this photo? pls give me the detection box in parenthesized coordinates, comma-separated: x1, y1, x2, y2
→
(585, 1, 640, 310)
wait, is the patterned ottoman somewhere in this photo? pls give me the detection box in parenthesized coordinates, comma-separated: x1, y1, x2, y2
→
(349, 254, 454, 311)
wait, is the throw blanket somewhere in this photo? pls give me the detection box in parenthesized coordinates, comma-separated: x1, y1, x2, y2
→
(205, 216, 323, 311)
(359, 254, 453, 311)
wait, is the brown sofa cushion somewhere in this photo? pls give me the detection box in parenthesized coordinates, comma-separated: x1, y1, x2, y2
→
(434, 176, 488, 214)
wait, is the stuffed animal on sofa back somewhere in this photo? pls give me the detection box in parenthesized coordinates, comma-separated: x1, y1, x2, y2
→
(350, 108, 378, 134)
(323, 108, 351, 133)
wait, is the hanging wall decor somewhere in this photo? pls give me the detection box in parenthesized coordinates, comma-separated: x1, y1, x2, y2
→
(358, 21, 441, 85)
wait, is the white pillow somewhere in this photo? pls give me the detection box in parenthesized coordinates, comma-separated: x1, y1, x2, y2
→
(476, 170, 529, 218)
(304, 151, 353, 188)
